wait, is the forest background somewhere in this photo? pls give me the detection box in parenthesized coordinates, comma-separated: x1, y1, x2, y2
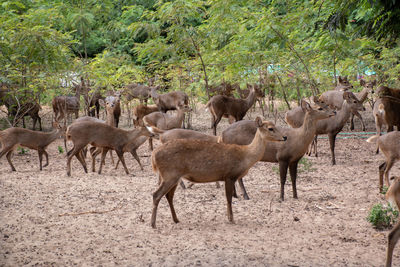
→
(1, 0, 400, 113)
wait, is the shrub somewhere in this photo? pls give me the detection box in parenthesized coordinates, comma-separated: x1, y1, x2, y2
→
(367, 203, 399, 229)
(57, 146, 64, 154)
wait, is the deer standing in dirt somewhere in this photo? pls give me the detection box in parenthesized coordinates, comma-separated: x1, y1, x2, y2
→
(367, 131, 400, 192)
(65, 121, 151, 176)
(385, 176, 400, 267)
(0, 122, 65, 171)
(150, 117, 286, 228)
(221, 100, 335, 201)
(206, 85, 256, 135)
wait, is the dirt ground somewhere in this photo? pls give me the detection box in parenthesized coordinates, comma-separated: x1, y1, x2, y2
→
(1, 102, 399, 266)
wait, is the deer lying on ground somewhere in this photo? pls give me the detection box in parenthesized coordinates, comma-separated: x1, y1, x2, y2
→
(132, 104, 159, 127)
(367, 131, 400, 192)
(221, 100, 335, 201)
(0, 122, 65, 171)
(150, 117, 286, 228)
(65, 121, 151, 176)
(309, 92, 365, 164)
(319, 79, 374, 131)
(206, 85, 256, 135)
(143, 107, 191, 150)
(385, 176, 400, 267)
(150, 87, 189, 113)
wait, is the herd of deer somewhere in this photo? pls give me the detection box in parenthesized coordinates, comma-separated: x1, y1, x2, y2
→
(0, 76, 400, 266)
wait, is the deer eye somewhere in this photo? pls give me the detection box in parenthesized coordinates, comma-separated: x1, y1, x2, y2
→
(268, 128, 274, 131)
(353, 101, 357, 103)
(318, 107, 323, 111)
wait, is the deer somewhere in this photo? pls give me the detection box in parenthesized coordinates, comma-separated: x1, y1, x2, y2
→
(208, 82, 237, 97)
(237, 83, 266, 116)
(221, 100, 335, 201)
(366, 131, 400, 192)
(104, 92, 121, 127)
(385, 176, 400, 267)
(52, 79, 83, 125)
(206, 85, 256, 135)
(84, 87, 104, 118)
(132, 104, 159, 127)
(334, 76, 353, 91)
(375, 85, 400, 133)
(65, 121, 152, 176)
(0, 85, 42, 130)
(150, 117, 286, 228)
(123, 83, 153, 105)
(0, 121, 65, 171)
(150, 87, 189, 113)
(309, 92, 365, 164)
(319, 79, 375, 131)
(285, 96, 330, 128)
(143, 107, 191, 150)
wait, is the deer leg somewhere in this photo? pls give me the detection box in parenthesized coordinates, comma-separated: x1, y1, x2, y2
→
(109, 150, 114, 165)
(386, 221, 400, 267)
(151, 178, 180, 228)
(237, 178, 249, 200)
(38, 149, 43, 171)
(22, 117, 26, 128)
(116, 150, 129, 174)
(328, 133, 337, 165)
(91, 148, 101, 172)
(75, 150, 88, 173)
(98, 148, 108, 174)
(224, 178, 235, 223)
(289, 160, 299, 199)
(66, 145, 83, 176)
(4, 150, 16, 171)
(148, 137, 154, 151)
(213, 115, 222, 136)
(375, 117, 382, 154)
(165, 184, 179, 224)
(384, 159, 395, 189)
(38, 115, 42, 131)
(32, 116, 37, 130)
(130, 150, 143, 171)
(350, 112, 355, 131)
(279, 161, 289, 201)
(379, 162, 387, 192)
(356, 112, 366, 131)
(43, 150, 49, 168)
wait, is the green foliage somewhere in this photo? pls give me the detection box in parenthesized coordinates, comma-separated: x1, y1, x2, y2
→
(367, 203, 399, 229)
(298, 158, 316, 173)
(57, 146, 64, 154)
(17, 147, 28, 155)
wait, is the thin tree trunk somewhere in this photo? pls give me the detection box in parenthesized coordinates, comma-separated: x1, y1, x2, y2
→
(276, 74, 291, 110)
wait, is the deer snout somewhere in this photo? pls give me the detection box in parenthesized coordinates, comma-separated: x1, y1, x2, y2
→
(283, 136, 287, 141)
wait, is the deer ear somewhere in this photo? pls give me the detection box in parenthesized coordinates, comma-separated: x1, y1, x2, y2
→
(255, 116, 263, 127)
(312, 96, 319, 103)
(300, 100, 311, 112)
(343, 91, 351, 100)
(99, 99, 105, 107)
(360, 79, 365, 86)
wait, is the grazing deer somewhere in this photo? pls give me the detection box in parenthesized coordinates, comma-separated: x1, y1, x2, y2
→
(385, 176, 400, 267)
(367, 131, 400, 192)
(206, 85, 256, 135)
(150, 87, 189, 113)
(222, 100, 335, 200)
(0, 122, 65, 171)
(150, 117, 286, 228)
(65, 121, 152, 176)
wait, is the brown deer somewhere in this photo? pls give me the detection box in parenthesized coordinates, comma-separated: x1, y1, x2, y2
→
(52, 80, 82, 123)
(206, 85, 256, 135)
(334, 76, 353, 91)
(285, 96, 330, 128)
(104, 92, 121, 127)
(150, 87, 189, 113)
(0, 122, 65, 171)
(123, 83, 153, 105)
(367, 131, 400, 192)
(221, 100, 335, 201)
(375, 85, 400, 133)
(237, 83, 266, 116)
(65, 121, 151, 176)
(319, 79, 374, 131)
(208, 82, 237, 97)
(310, 92, 365, 164)
(150, 117, 286, 228)
(132, 104, 159, 127)
(143, 107, 191, 150)
(385, 176, 400, 267)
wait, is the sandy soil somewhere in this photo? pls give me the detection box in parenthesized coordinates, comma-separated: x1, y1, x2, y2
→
(1, 103, 399, 266)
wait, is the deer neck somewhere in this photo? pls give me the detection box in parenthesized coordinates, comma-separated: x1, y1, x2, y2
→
(151, 88, 159, 99)
(168, 110, 184, 128)
(46, 128, 62, 144)
(356, 87, 370, 103)
(299, 112, 318, 144)
(334, 101, 352, 126)
(244, 128, 268, 164)
(245, 90, 256, 108)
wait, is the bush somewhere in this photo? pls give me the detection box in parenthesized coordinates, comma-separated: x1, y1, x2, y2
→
(367, 203, 399, 229)
(57, 146, 64, 154)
